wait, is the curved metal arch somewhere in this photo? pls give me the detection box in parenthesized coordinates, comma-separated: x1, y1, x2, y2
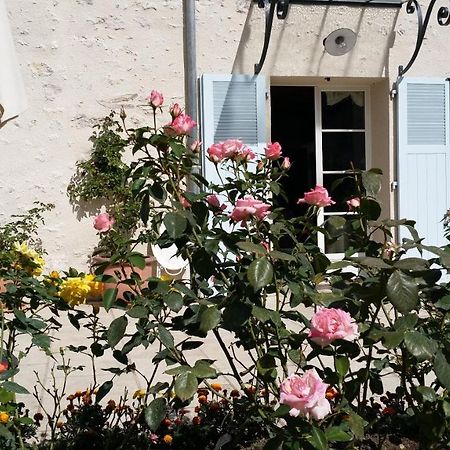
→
(399, 0, 450, 77)
(254, 0, 291, 74)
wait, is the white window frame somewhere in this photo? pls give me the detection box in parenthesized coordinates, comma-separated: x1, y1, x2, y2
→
(314, 86, 372, 257)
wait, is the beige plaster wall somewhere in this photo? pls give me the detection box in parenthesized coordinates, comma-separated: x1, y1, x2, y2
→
(1, 0, 449, 270)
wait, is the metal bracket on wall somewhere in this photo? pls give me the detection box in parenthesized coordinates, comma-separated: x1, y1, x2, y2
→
(397, 0, 450, 79)
(254, 0, 290, 74)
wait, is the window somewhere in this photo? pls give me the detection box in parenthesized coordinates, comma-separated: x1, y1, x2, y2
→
(271, 85, 370, 255)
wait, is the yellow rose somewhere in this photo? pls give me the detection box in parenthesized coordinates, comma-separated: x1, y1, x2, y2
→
(58, 277, 91, 306)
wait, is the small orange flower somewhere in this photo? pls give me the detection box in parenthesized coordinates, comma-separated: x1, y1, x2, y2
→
(211, 383, 222, 392)
(198, 395, 208, 404)
(56, 421, 64, 429)
(0, 412, 9, 424)
(162, 417, 172, 427)
(163, 434, 173, 445)
(325, 387, 339, 400)
(230, 389, 240, 398)
(192, 416, 201, 425)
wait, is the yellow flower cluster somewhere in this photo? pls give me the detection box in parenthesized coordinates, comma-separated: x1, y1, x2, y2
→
(13, 242, 45, 276)
(58, 274, 103, 306)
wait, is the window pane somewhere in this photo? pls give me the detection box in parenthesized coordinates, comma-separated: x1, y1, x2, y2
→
(322, 91, 365, 129)
(322, 132, 365, 171)
(323, 173, 359, 212)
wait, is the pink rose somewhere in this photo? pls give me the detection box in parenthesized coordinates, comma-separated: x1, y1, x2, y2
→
(346, 197, 360, 210)
(265, 142, 282, 160)
(93, 213, 114, 233)
(297, 185, 335, 207)
(207, 194, 226, 211)
(190, 140, 202, 153)
(207, 143, 224, 163)
(281, 157, 291, 170)
(166, 114, 197, 136)
(280, 370, 331, 420)
(235, 146, 256, 162)
(257, 160, 265, 171)
(221, 139, 243, 158)
(146, 90, 164, 108)
(169, 103, 182, 118)
(230, 195, 270, 223)
(309, 308, 359, 348)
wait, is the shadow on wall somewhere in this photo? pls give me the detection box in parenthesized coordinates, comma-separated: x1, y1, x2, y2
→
(232, 2, 400, 78)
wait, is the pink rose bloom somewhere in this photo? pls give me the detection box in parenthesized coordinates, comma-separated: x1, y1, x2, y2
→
(167, 114, 197, 136)
(221, 139, 245, 158)
(281, 157, 291, 170)
(346, 197, 360, 210)
(265, 142, 282, 160)
(207, 143, 224, 163)
(257, 160, 265, 171)
(93, 213, 114, 233)
(190, 140, 202, 153)
(280, 370, 331, 420)
(297, 185, 335, 207)
(207, 194, 226, 211)
(261, 241, 270, 251)
(169, 103, 182, 118)
(147, 90, 164, 108)
(309, 307, 359, 348)
(230, 195, 270, 223)
(235, 146, 256, 162)
(149, 433, 158, 444)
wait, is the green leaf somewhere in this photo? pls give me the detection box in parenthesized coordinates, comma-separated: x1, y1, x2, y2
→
(1, 381, 30, 394)
(107, 316, 128, 348)
(163, 212, 187, 239)
(362, 169, 381, 198)
(386, 271, 419, 313)
(128, 253, 146, 270)
(416, 386, 437, 403)
(145, 397, 167, 431)
(164, 291, 183, 312)
(434, 351, 450, 389)
(352, 256, 392, 269)
(32, 333, 51, 349)
(174, 371, 198, 401)
(382, 331, 404, 349)
(252, 306, 272, 323)
(404, 331, 438, 362)
(393, 257, 429, 270)
(157, 324, 174, 349)
(140, 192, 150, 224)
(348, 411, 366, 439)
(191, 360, 217, 378)
(325, 426, 353, 442)
(394, 313, 418, 331)
(200, 306, 221, 333)
(435, 295, 450, 311)
(192, 248, 215, 279)
(263, 435, 284, 450)
(0, 387, 15, 403)
(127, 306, 148, 319)
(248, 257, 273, 291)
(222, 303, 252, 330)
(95, 380, 113, 403)
(257, 354, 277, 380)
(149, 182, 166, 203)
(335, 356, 349, 380)
(308, 426, 328, 450)
(269, 250, 295, 261)
(237, 241, 266, 255)
(103, 288, 118, 312)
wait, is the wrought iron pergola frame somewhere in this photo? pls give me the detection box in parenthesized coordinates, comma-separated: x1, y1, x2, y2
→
(253, 0, 450, 77)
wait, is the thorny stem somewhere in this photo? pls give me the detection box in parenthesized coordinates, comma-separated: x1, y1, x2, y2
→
(213, 329, 244, 388)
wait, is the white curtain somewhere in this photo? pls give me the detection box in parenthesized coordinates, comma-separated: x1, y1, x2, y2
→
(0, 0, 27, 122)
(325, 91, 364, 107)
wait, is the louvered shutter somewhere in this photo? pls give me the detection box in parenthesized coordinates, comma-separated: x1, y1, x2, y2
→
(200, 74, 266, 185)
(397, 78, 450, 248)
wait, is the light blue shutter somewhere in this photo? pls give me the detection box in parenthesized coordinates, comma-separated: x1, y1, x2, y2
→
(200, 74, 266, 185)
(397, 78, 450, 248)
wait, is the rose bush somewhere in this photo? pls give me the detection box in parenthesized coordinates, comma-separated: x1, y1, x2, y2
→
(2, 91, 450, 449)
